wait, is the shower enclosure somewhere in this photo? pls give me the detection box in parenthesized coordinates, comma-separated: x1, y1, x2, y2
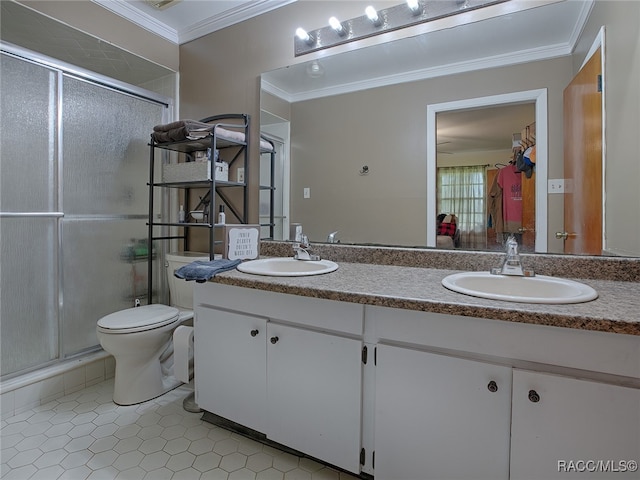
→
(0, 46, 171, 378)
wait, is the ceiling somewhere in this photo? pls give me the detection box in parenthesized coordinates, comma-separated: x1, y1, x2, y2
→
(92, 0, 296, 44)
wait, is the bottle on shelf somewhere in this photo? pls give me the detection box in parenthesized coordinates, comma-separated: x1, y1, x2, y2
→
(178, 205, 185, 223)
(218, 205, 226, 225)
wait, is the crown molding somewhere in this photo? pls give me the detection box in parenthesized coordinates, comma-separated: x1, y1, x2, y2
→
(179, 0, 296, 44)
(92, 0, 296, 45)
(92, 0, 179, 43)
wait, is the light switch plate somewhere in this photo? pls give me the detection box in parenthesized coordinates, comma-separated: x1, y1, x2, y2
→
(548, 179, 565, 194)
(303, 187, 311, 198)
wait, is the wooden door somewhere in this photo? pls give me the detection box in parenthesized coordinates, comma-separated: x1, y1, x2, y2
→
(521, 170, 536, 251)
(486, 168, 498, 248)
(563, 48, 603, 254)
(486, 167, 535, 252)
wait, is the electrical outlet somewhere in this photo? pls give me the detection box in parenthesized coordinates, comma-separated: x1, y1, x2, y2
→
(237, 167, 245, 183)
(303, 187, 311, 199)
(548, 179, 565, 194)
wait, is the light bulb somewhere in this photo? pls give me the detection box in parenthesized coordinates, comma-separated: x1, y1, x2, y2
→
(295, 27, 314, 45)
(407, 0, 421, 14)
(329, 16, 345, 35)
(305, 61, 324, 78)
(296, 28, 309, 41)
(365, 6, 379, 22)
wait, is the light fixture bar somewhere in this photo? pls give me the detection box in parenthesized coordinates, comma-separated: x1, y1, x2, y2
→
(294, 0, 507, 56)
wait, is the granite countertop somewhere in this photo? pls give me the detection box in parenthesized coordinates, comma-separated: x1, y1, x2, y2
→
(212, 259, 640, 336)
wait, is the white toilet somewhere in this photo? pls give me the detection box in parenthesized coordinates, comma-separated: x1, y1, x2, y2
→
(97, 251, 209, 405)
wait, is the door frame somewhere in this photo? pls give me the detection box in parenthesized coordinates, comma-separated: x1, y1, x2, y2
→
(260, 111, 291, 240)
(427, 89, 548, 252)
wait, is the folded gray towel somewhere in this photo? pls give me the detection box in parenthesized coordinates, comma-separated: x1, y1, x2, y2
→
(174, 259, 241, 283)
(153, 119, 212, 133)
(152, 119, 213, 143)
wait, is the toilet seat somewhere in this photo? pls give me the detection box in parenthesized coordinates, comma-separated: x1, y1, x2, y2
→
(97, 304, 180, 334)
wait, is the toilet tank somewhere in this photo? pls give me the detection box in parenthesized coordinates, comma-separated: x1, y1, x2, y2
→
(165, 252, 212, 310)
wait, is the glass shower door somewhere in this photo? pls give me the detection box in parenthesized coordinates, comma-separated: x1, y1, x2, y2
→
(0, 54, 60, 375)
(1, 49, 169, 377)
(60, 75, 166, 356)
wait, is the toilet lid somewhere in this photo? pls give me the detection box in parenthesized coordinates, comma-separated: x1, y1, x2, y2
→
(97, 304, 179, 331)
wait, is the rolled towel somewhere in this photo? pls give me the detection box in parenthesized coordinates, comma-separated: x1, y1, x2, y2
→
(174, 258, 241, 283)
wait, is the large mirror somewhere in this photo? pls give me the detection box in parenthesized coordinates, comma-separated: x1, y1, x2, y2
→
(261, 0, 637, 256)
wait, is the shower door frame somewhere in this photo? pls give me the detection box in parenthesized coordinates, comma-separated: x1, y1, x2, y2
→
(0, 43, 174, 379)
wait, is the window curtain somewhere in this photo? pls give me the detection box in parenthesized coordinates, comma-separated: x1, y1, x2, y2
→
(437, 165, 487, 250)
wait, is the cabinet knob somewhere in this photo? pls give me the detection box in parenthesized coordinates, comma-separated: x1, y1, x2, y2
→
(270, 336, 279, 344)
(528, 389, 541, 403)
(250, 329, 259, 337)
(487, 380, 498, 393)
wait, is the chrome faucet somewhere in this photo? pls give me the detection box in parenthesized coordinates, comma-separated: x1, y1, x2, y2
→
(293, 234, 321, 261)
(327, 230, 339, 243)
(491, 235, 534, 276)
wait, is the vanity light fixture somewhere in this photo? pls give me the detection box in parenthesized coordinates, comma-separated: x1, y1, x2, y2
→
(329, 16, 347, 36)
(365, 6, 382, 27)
(294, 0, 506, 56)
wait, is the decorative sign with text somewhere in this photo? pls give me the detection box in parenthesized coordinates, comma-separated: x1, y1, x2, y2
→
(225, 225, 260, 260)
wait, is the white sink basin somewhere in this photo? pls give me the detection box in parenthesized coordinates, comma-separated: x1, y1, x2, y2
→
(237, 257, 339, 277)
(442, 271, 598, 304)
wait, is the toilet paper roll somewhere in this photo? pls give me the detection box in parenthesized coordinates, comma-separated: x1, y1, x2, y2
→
(173, 325, 194, 384)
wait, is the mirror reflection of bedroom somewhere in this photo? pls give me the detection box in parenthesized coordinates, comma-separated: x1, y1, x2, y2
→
(436, 103, 536, 252)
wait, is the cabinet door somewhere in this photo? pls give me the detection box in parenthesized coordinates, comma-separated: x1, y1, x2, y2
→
(266, 323, 363, 474)
(375, 344, 511, 480)
(511, 369, 640, 480)
(194, 306, 267, 433)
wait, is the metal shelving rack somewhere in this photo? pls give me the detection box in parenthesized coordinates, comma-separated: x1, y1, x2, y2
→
(146, 114, 251, 303)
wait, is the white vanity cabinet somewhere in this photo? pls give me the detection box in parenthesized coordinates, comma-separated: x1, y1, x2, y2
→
(368, 305, 640, 480)
(266, 322, 363, 474)
(374, 344, 512, 480)
(194, 283, 364, 474)
(194, 285, 639, 479)
(194, 307, 268, 433)
(510, 369, 640, 480)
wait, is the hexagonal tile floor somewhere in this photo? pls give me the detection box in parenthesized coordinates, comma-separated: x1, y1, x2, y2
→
(1, 379, 360, 480)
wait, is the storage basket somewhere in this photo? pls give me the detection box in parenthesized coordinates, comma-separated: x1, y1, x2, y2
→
(162, 161, 229, 183)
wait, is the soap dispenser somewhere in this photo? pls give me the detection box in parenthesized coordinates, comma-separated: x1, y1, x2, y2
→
(218, 205, 225, 224)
